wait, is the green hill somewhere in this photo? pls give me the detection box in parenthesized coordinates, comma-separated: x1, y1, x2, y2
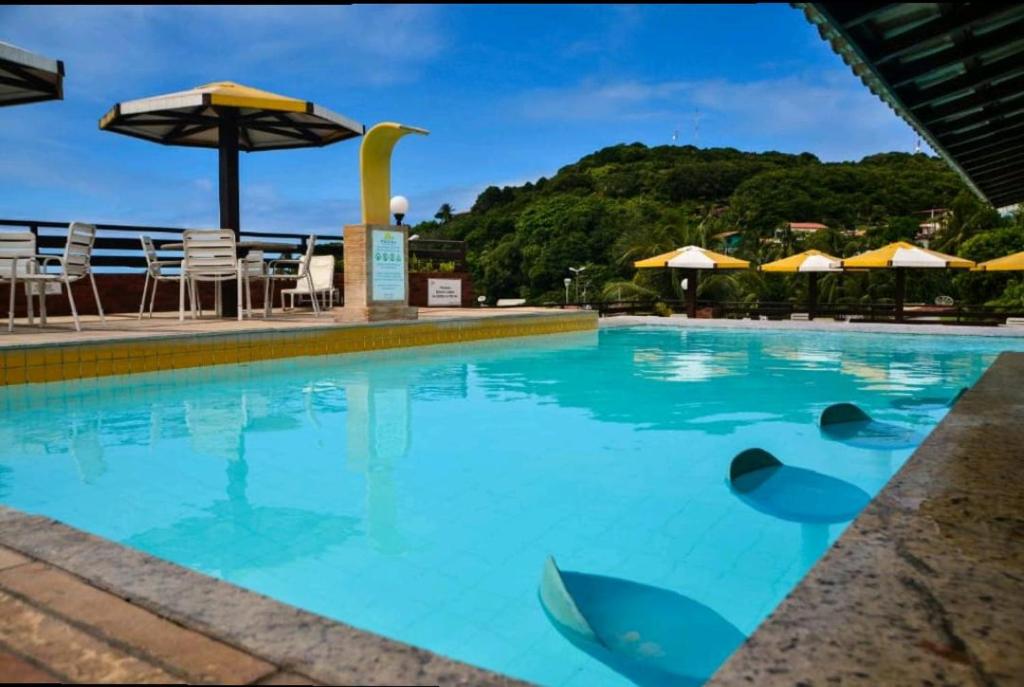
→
(415, 143, 1024, 308)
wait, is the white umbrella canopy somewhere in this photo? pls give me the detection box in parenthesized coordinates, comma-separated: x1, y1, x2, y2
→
(0, 41, 64, 106)
(796, 253, 842, 272)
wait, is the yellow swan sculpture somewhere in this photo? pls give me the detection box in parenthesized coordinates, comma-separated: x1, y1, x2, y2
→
(360, 122, 429, 225)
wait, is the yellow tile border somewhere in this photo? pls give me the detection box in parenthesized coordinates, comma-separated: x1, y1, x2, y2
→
(0, 312, 598, 387)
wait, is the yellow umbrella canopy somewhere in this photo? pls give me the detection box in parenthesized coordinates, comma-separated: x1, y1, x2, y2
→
(974, 251, 1024, 272)
(99, 81, 362, 151)
(99, 81, 363, 232)
(841, 242, 974, 322)
(760, 250, 841, 320)
(0, 41, 64, 106)
(634, 246, 749, 317)
(759, 249, 841, 273)
(841, 241, 974, 270)
(635, 245, 750, 270)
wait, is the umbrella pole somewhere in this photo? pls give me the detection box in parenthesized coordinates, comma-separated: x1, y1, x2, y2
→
(687, 269, 698, 318)
(894, 267, 905, 323)
(218, 109, 240, 316)
(808, 272, 818, 320)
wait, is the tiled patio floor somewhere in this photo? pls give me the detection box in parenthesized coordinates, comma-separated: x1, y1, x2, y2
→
(0, 307, 558, 348)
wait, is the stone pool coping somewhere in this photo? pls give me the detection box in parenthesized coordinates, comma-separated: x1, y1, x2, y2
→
(0, 310, 597, 386)
(0, 507, 527, 686)
(709, 351, 1024, 685)
(601, 314, 1024, 338)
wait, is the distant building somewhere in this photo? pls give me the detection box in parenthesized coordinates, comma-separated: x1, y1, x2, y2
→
(712, 230, 742, 254)
(915, 208, 950, 245)
(773, 222, 828, 243)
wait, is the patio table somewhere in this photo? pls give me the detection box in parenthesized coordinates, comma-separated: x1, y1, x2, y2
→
(160, 240, 304, 318)
(160, 240, 300, 253)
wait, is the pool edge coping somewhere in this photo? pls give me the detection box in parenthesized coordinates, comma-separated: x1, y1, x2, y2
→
(708, 350, 1024, 685)
(0, 506, 531, 686)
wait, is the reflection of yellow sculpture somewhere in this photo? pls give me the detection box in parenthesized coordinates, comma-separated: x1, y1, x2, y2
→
(360, 122, 429, 225)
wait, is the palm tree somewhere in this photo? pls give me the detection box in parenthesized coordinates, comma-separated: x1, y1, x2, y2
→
(434, 203, 454, 224)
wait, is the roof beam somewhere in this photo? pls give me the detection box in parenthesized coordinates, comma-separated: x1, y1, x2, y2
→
(930, 103, 1024, 138)
(887, 24, 1024, 90)
(871, 5, 1024, 65)
(943, 112, 1024, 151)
(918, 74, 1024, 126)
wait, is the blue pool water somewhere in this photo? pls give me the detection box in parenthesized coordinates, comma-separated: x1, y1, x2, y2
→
(0, 326, 1021, 685)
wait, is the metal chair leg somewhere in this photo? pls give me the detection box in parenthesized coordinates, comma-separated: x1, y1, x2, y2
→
(149, 276, 159, 317)
(179, 273, 186, 322)
(139, 271, 150, 319)
(7, 274, 15, 333)
(307, 273, 321, 317)
(65, 276, 80, 332)
(89, 272, 105, 323)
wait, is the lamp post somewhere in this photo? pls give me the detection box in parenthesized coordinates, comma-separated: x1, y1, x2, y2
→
(390, 195, 409, 226)
(563, 277, 572, 305)
(569, 265, 586, 304)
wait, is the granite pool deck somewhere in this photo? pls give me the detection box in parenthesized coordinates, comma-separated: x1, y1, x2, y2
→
(708, 351, 1024, 686)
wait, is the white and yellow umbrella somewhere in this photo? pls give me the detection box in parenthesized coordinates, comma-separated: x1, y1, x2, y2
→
(635, 246, 750, 317)
(974, 250, 1024, 272)
(841, 242, 974, 321)
(760, 250, 841, 319)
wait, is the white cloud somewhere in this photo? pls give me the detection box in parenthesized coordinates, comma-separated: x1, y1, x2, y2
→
(0, 5, 445, 103)
(511, 70, 922, 160)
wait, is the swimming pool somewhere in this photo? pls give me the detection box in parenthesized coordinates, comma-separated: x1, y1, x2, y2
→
(1, 326, 1020, 685)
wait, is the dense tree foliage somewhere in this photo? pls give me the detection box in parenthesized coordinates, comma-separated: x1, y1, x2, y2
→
(412, 143, 1021, 307)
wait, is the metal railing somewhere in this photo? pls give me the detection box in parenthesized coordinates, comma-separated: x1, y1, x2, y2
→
(0, 219, 467, 273)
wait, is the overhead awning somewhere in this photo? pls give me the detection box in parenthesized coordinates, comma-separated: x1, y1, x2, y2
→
(0, 41, 64, 106)
(797, 3, 1024, 209)
(100, 81, 363, 151)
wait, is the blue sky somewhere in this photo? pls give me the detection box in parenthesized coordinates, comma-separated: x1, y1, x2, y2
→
(1, 4, 926, 232)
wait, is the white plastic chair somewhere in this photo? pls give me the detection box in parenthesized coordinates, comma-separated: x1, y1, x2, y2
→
(239, 250, 266, 319)
(2, 231, 37, 332)
(280, 254, 337, 311)
(139, 236, 191, 319)
(263, 235, 319, 317)
(179, 229, 240, 322)
(17, 222, 105, 332)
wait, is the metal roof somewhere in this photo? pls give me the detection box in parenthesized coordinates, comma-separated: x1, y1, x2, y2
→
(798, 3, 1024, 209)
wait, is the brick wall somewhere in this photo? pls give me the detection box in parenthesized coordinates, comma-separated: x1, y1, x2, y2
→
(409, 272, 476, 307)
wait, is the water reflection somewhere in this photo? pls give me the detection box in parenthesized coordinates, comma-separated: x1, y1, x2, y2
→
(344, 372, 411, 554)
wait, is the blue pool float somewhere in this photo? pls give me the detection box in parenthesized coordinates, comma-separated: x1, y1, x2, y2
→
(890, 386, 968, 411)
(538, 556, 745, 686)
(819, 403, 923, 450)
(728, 448, 870, 524)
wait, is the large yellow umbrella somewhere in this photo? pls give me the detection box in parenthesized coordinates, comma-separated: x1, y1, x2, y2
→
(100, 81, 363, 235)
(760, 250, 841, 320)
(0, 41, 63, 107)
(841, 242, 974, 322)
(100, 81, 363, 316)
(974, 251, 1024, 272)
(635, 245, 750, 317)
